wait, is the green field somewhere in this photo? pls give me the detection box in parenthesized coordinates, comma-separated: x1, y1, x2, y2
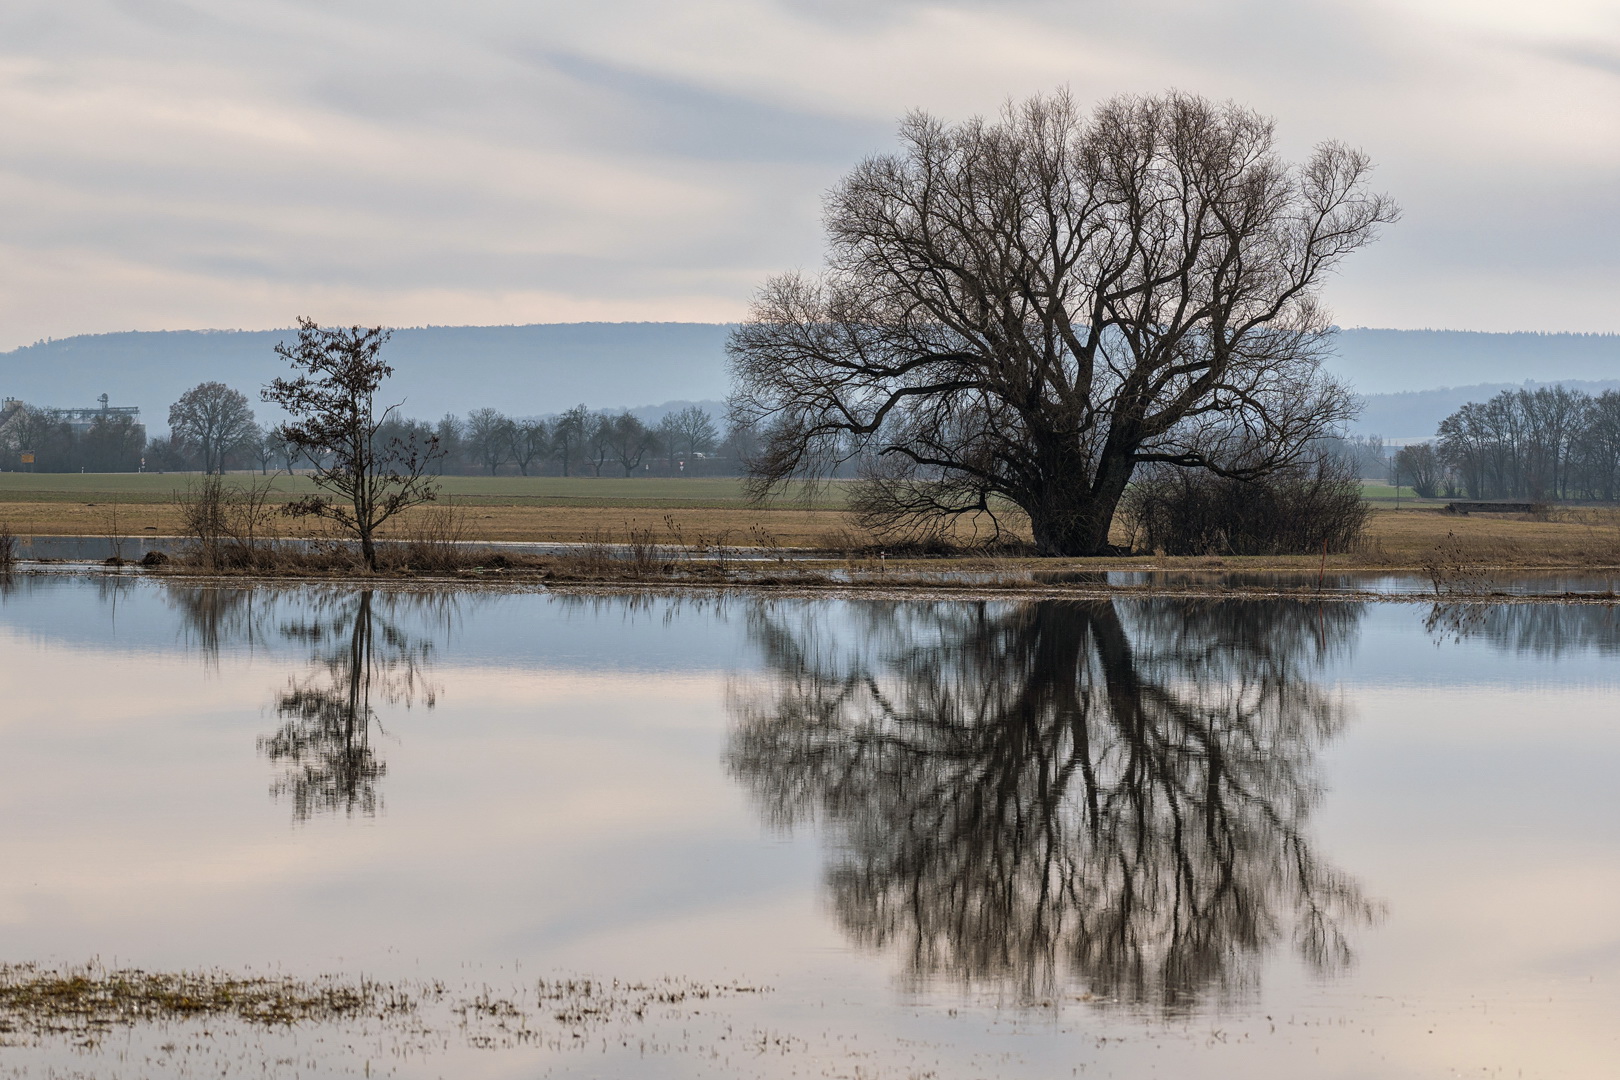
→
(0, 472, 850, 510)
(1358, 481, 1446, 505)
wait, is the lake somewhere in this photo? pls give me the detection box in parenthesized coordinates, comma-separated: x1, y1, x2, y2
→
(1, 575, 1617, 1078)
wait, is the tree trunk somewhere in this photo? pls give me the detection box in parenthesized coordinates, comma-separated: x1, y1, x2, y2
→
(1024, 457, 1134, 556)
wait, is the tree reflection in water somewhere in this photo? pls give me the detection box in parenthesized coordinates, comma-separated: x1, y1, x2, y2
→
(1427, 601, 1620, 656)
(728, 598, 1377, 1010)
(164, 584, 451, 822)
(259, 590, 446, 821)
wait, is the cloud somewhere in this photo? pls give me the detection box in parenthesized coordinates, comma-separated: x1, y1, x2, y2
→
(0, 0, 1615, 347)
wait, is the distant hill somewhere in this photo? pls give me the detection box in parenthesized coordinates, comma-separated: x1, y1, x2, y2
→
(1327, 329, 1620, 394)
(2, 322, 1616, 434)
(0, 323, 735, 431)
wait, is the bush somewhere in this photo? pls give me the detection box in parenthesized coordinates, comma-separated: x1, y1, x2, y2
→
(1122, 457, 1369, 556)
(175, 475, 279, 570)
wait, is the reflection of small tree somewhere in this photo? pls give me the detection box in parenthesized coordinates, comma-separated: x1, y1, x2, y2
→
(258, 591, 442, 821)
(729, 597, 1374, 1010)
(263, 319, 442, 571)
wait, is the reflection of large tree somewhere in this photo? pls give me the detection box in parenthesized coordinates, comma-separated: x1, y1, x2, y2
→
(728, 598, 1374, 1010)
(258, 590, 442, 821)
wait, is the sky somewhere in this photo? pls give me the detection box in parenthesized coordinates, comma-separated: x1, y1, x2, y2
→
(0, 0, 1616, 350)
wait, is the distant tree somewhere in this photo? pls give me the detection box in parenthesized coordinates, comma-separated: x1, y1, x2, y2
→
(656, 406, 719, 463)
(81, 414, 145, 472)
(143, 432, 191, 473)
(262, 318, 442, 571)
(1578, 391, 1620, 502)
(169, 381, 257, 474)
(465, 408, 514, 476)
(245, 423, 276, 474)
(433, 414, 464, 475)
(552, 405, 590, 477)
(1331, 434, 1387, 479)
(717, 421, 762, 466)
(1, 406, 71, 471)
(511, 418, 550, 476)
(585, 413, 614, 477)
(263, 427, 303, 473)
(606, 413, 659, 476)
(1393, 443, 1442, 499)
(1438, 386, 1600, 501)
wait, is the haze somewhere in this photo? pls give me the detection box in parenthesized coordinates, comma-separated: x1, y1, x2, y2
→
(1, 0, 1616, 351)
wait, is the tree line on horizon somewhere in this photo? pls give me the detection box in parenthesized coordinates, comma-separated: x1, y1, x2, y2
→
(1391, 385, 1620, 502)
(0, 382, 747, 478)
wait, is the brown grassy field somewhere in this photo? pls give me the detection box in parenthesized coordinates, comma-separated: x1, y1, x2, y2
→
(3, 472, 1619, 571)
(5, 501, 1620, 572)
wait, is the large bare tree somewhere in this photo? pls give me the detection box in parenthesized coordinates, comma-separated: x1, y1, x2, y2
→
(729, 91, 1396, 555)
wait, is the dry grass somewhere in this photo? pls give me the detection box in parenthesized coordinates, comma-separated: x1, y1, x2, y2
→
(0, 502, 853, 547)
(7, 498, 1620, 575)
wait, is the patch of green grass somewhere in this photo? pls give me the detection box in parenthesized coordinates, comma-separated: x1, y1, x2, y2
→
(1359, 481, 1445, 504)
(0, 472, 851, 509)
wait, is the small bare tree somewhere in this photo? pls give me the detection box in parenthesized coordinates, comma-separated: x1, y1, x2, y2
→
(729, 91, 1396, 555)
(262, 318, 441, 570)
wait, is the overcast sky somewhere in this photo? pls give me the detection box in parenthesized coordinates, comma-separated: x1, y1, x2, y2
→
(0, 0, 1616, 349)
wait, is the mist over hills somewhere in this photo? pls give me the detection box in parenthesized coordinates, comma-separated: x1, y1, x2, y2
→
(1, 322, 1616, 438)
(0, 323, 734, 431)
(1357, 380, 1620, 442)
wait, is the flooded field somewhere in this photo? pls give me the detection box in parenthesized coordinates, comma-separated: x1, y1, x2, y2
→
(0, 575, 1617, 1078)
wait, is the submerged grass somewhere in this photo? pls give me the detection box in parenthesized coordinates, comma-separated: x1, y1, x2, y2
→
(0, 962, 404, 1043)
(0, 960, 770, 1068)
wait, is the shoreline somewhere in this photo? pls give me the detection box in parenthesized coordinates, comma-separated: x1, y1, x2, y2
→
(6, 561, 1618, 605)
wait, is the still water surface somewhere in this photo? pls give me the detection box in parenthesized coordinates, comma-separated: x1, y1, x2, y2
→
(1, 577, 1617, 1078)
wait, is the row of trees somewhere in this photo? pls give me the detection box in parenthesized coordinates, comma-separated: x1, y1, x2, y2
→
(1395, 386, 1620, 501)
(0, 380, 736, 477)
(438, 403, 727, 477)
(0, 407, 146, 472)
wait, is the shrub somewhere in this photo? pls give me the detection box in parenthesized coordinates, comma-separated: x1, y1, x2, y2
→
(1122, 457, 1369, 556)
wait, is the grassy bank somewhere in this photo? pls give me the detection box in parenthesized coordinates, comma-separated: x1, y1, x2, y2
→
(3, 473, 1619, 572)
